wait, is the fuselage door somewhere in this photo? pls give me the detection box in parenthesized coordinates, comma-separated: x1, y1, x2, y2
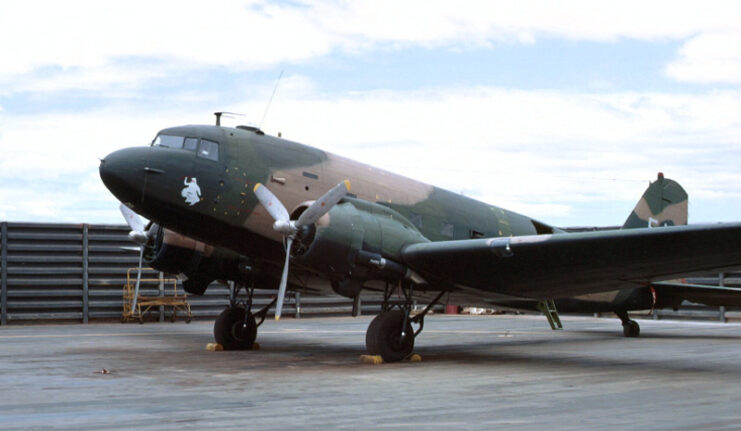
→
(193, 138, 231, 217)
(195, 137, 250, 221)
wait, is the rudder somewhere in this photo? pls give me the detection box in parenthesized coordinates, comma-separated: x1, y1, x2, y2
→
(622, 172, 688, 229)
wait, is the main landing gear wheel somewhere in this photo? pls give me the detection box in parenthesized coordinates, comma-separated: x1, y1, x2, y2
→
(622, 320, 640, 338)
(214, 307, 257, 350)
(366, 310, 415, 362)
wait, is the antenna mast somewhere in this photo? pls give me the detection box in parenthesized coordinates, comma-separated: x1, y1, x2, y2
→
(259, 69, 284, 129)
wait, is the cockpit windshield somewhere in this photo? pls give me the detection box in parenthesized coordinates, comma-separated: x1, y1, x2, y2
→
(152, 134, 184, 149)
(151, 134, 220, 161)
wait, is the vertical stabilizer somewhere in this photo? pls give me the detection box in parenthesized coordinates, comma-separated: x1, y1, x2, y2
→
(622, 173, 688, 229)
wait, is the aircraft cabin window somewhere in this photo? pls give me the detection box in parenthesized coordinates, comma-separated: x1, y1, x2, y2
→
(183, 138, 198, 151)
(152, 134, 184, 149)
(197, 139, 219, 161)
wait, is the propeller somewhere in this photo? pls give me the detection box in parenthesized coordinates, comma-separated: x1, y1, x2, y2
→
(253, 180, 351, 320)
(119, 204, 153, 313)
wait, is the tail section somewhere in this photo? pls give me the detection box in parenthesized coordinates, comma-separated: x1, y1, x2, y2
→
(622, 172, 688, 229)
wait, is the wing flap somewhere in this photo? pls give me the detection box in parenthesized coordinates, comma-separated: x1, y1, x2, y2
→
(401, 223, 741, 299)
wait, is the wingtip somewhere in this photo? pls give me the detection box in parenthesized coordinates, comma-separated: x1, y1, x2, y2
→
(344, 179, 351, 192)
(253, 183, 262, 193)
(275, 315, 281, 321)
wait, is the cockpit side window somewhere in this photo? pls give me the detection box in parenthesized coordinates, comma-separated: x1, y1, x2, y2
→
(197, 139, 219, 161)
(183, 137, 199, 151)
(152, 134, 184, 149)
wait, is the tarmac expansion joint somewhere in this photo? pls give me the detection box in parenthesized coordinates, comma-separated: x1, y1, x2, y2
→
(359, 353, 422, 364)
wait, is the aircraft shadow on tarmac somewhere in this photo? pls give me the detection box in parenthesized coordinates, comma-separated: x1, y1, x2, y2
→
(173, 329, 741, 377)
(413, 340, 741, 376)
(72, 324, 741, 375)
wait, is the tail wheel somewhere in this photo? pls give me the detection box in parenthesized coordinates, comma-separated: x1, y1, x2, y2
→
(214, 307, 257, 350)
(623, 320, 640, 338)
(366, 310, 414, 362)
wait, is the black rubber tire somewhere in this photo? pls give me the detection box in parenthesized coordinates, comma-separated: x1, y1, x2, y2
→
(214, 307, 257, 350)
(623, 320, 640, 338)
(366, 311, 414, 362)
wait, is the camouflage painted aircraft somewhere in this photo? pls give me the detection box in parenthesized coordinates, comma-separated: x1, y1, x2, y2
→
(99, 115, 741, 362)
(490, 174, 741, 337)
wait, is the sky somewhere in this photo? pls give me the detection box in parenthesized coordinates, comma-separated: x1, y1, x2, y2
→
(1, 0, 740, 227)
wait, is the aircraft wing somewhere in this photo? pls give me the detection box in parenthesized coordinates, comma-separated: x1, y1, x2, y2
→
(401, 223, 741, 299)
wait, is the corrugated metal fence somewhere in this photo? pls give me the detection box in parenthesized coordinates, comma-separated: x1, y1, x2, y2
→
(0, 222, 385, 325)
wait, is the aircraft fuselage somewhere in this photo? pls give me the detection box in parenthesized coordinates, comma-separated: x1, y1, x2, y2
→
(100, 124, 558, 267)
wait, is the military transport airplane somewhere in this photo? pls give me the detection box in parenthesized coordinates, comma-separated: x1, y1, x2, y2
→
(99, 114, 741, 362)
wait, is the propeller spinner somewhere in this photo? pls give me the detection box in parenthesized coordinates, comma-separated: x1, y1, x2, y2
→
(253, 180, 351, 320)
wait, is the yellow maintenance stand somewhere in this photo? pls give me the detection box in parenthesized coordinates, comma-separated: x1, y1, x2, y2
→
(122, 268, 192, 323)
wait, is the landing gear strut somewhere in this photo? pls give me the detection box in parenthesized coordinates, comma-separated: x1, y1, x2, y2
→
(616, 310, 640, 337)
(213, 281, 277, 350)
(365, 281, 445, 362)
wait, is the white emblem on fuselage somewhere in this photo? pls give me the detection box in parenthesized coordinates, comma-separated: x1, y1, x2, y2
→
(181, 177, 202, 206)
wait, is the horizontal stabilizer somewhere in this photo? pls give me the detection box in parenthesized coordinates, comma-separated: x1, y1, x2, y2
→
(652, 281, 741, 307)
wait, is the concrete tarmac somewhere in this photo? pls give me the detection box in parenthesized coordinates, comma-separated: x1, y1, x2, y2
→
(2, 314, 741, 430)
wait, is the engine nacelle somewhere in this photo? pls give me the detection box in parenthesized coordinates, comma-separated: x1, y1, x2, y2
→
(291, 198, 429, 292)
(146, 225, 246, 295)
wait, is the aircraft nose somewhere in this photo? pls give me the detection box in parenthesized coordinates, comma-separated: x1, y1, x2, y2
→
(99, 147, 151, 204)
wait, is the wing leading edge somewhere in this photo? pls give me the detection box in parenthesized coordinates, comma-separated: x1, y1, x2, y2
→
(401, 223, 741, 299)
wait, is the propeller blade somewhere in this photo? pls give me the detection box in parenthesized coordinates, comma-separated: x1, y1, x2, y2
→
(119, 204, 145, 233)
(253, 181, 349, 321)
(275, 236, 293, 321)
(131, 245, 144, 312)
(119, 204, 149, 245)
(253, 182, 290, 222)
(296, 180, 350, 227)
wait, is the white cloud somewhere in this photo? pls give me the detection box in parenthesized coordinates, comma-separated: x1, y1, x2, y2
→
(0, 0, 333, 81)
(8, 63, 176, 94)
(316, 0, 739, 45)
(666, 32, 741, 84)
(3, 1, 741, 92)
